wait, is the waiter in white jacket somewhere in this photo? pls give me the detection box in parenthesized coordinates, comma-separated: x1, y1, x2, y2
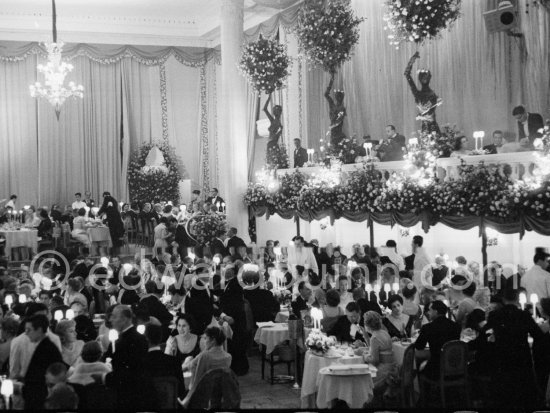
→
(287, 236, 318, 296)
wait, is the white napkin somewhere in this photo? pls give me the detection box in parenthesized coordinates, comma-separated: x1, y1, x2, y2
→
(256, 321, 276, 328)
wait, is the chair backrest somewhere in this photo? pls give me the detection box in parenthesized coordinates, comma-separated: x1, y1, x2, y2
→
(188, 368, 240, 409)
(439, 340, 469, 380)
(152, 376, 178, 410)
(80, 383, 117, 410)
(401, 343, 416, 388)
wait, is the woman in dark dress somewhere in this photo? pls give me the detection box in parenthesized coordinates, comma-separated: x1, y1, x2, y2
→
(97, 192, 125, 247)
(184, 272, 214, 335)
(36, 209, 53, 239)
(165, 314, 200, 365)
(219, 272, 249, 376)
(382, 295, 415, 339)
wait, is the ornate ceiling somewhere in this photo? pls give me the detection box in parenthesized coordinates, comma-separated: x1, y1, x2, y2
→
(0, 0, 300, 47)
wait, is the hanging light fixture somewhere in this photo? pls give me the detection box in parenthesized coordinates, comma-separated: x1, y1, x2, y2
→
(29, 0, 83, 120)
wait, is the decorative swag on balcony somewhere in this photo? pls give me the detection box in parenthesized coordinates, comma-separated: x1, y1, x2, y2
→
(244, 152, 550, 238)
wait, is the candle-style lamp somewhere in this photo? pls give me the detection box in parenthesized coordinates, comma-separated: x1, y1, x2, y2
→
(65, 309, 75, 320)
(519, 292, 527, 311)
(1, 379, 13, 410)
(310, 307, 323, 330)
(54, 310, 63, 322)
(530, 293, 539, 319)
(108, 330, 119, 353)
(137, 325, 145, 335)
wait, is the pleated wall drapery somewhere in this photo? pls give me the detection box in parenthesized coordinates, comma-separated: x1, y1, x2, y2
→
(0, 43, 220, 207)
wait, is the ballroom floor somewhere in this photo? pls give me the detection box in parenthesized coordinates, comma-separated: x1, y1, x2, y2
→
(239, 347, 302, 409)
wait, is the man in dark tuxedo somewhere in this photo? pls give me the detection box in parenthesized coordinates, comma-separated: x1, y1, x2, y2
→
(327, 302, 366, 344)
(513, 105, 544, 145)
(206, 188, 225, 212)
(483, 130, 505, 154)
(210, 233, 228, 257)
(431, 256, 449, 288)
(293, 138, 308, 168)
(23, 314, 63, 409)
(100, 305, 151, 411)
(226, 227, 247, 253)
(384, 124, 406, 157)
(414, 300, 461, 379)
(144, 323, 184, 396)
(291, 281, 311, 319)
(138, 281, 173, 338)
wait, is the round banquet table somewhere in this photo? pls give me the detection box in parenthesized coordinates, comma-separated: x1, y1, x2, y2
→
(275, 310, 290, 323)
(300, 350, 363, 408)
(316, 366, 374, 408)
(0, 229, 38, 257)
(87, 226, 112, 247)
(254, 324, 311, 355)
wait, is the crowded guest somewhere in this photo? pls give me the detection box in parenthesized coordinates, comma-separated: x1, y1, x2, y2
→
(165, 314, 200, 365)
(448, 275, 479, 327)
(321, 289, 344, 332)
(287, 236, 318, 278)
(184, 268, 214, 335)
(71, 192, 87, 211)
(138, 280, 173, 336)
(513, 105, 544, 145)
(414, 300, 461, 379)
(327, 302, 366, 345)
(0, 317, 18, 374)
(363, 311, 395, 393)
(293, 138, 308, 168)
(68, 341, 111, 386)
(55, 319, 85, 367)
(23, 314, 63, 409)
(450, 135, 469, 157)
(483, 130, 505, 154)
(226, 227, 247, 252)
(337, 275, 353, 311)
(521, 250, 550, 307)
(291, 281, 311, 319)
(44, 362, 79, 410)
(36, 209, 53, 239)
(383, 294, 415, 339)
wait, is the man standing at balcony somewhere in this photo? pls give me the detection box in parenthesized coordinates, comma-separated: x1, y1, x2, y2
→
(513, 105, 544, 146)
(293, 139, 308, 168)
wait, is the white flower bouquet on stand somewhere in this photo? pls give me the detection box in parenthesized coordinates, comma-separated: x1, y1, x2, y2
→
(305, 330, 336, 356)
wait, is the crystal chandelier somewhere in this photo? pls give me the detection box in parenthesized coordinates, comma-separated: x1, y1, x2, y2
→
(29, 0, 83, 120)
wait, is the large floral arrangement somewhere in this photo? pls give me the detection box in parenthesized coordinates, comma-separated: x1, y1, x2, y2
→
(305, 330, 336, 354)
(294, 0, 364, 74)
(128, 140, 184, 204)
(266, 144, 290, 170)
(244, 158, 550, 222)
(192, 214, 227, 246)
(321, 134, 359, 164)
(383, 0, 462, 48)
(239, 35, 292, 93)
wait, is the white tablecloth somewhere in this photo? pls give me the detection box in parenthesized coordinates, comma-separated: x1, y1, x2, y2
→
(316, 366, 374, 408)
(254, 324, 311, 355)
(0, 229, 38, 255)
(300, 351, 363, 408)
(275, 310, 289, 323)
(87, 227, 112, 247)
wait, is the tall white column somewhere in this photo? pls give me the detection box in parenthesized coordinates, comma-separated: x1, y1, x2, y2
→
(219, 0, 249, 241)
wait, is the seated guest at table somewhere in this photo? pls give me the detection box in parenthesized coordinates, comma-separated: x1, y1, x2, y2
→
(55, 319, 85, 367)
(226, 227, 247, 253)
(36, 209, 53, 239)
(483, 130, 505, 154)
(69, 341, 111, 386)
(327, 302, 366, 345)
(448, 275, 479, 327)
(50, 204, 63, 223)
(464, 308, 495, 393)
(486, 288, 544, 410)
(138, 280, 173, 337)
(243, 270, 280, 322)
(180, 326, 232, 408)
(144, 323, 184, 396)
(71, 208, 91, 247)
(521, 250, 550, 305)
(293, 138, 308, 168)
(513, 105, 544, 145)
(321, 289, 344, 332)
(414, 300, 460, 379)
(291, 281, 311, 319)
(383, 295, 415, 340)
(64, 278, 88, 310)
(117, 269, 141, 306)
(401, 282, 421, 321)
(337, 275, 353, 311)
(23, 314, 63, 409)
(450, 135, 469, 157)
(353, 135, 367, 160)
(363, 311, 395, 393)
(23, 206, 38, 227)
(72, 304, 97, 342)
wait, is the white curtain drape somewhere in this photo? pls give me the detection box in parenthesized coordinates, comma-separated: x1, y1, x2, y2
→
(0, 43, 219, 207)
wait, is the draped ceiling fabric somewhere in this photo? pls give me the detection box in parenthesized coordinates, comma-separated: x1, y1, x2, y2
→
(0, 42, 220, 207)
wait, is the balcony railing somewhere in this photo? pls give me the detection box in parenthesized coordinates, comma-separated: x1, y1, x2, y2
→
(276, 151, 539, 182)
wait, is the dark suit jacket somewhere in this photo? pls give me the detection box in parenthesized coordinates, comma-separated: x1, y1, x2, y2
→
(24, 336, 63, 409)
(327, 316, 365, 343)
(291, 296, 309, 319)
(227, 236, 247, 252)
(138, 295, 173, 327)
(206, 196, 225, 211)
(378, 139, 404, 162)
(105, 326, 151, 411)
(210, 238, 228, 257)
(414, 315, 461, 378)
(404, 254, 415, 271)
(431, 265, 449, 287)
(244, 289, 280, 322)
(145, 350, 185, 397)
(483, 144, 498, 155)
(294, 147, 308, 168)
(392, 133, 406, 148)
(518, 112, 544, 143)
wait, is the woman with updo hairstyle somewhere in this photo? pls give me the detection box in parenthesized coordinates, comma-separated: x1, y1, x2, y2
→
(180, 326, 232, 407)
(68, 341, 111, 385)
(362, 311, 395, 392)
(401, 282, 422, 324)
(165, 313, 200, 365)
(383, 294, 415, 340)
(56, 319, 85, 367)
(321, 289, 344, 332)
